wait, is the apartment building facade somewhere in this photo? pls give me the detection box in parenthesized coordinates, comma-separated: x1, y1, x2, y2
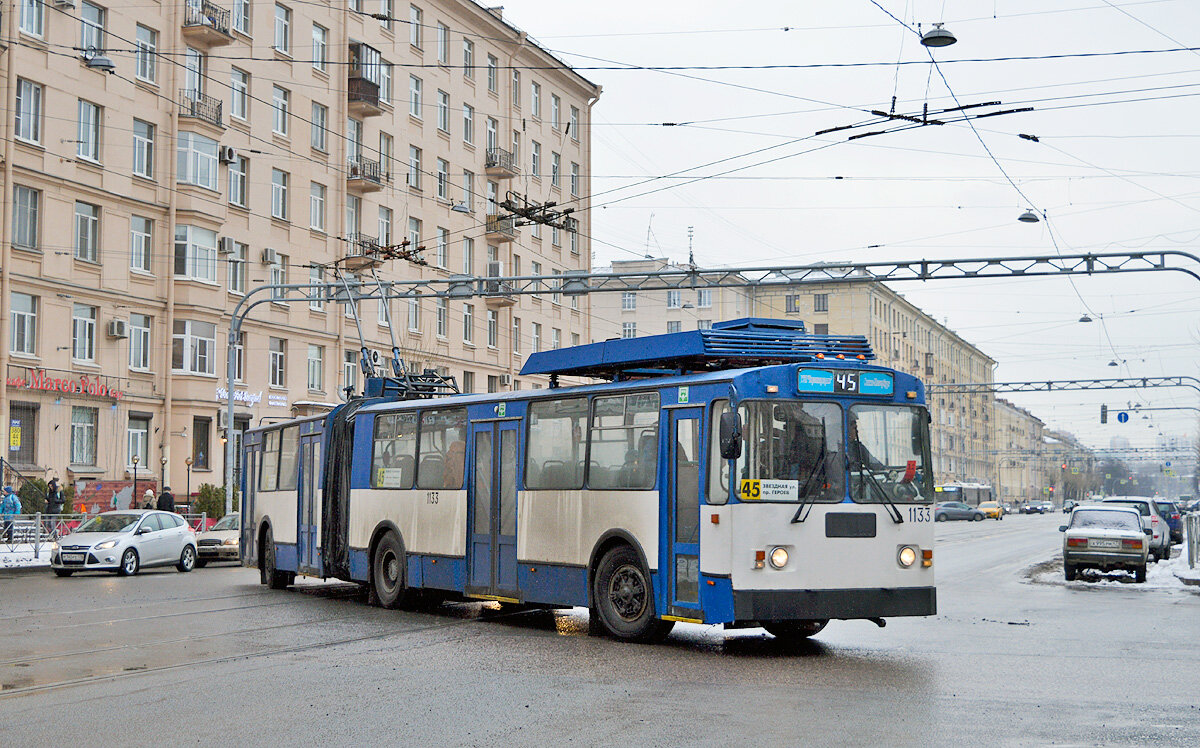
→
(0, 1, 600, 498)
(592, 258, 998, 487)
(993, 397, 1046, 503)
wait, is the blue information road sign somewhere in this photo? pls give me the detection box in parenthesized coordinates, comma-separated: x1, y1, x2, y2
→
(1117, 411, 1130, 423)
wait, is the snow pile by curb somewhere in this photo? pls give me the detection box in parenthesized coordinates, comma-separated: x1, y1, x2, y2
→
(1030, 547, 1200, 591)
(0, 543, 54, 570)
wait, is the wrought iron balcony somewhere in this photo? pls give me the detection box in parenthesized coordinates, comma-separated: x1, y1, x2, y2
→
(485, 214, 518, 241)
(343, 233, 382, 270)
(485, 148, 519, 177)
(347, 157, 384, 192)
(484, 262, 516, 307)
(178, 89, 223, 127)
(181, 1, 233, 46)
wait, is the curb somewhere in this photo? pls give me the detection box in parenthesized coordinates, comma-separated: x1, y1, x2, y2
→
(0, 563, 53, 576)
(1173, 572, 1200, 587)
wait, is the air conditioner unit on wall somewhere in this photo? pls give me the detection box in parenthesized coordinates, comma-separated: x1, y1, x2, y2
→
(218, 146, 237, 164)
(106, 318, 128, 339)
(261, 247, 277, 265)
(218, 236, 235, 254)
(499, 374, 512, 386)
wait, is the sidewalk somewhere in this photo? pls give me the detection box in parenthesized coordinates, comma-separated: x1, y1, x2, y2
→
(0, 543, 54, 572)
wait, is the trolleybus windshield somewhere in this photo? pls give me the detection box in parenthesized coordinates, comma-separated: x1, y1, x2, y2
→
(735, 401, 845, 502)
(848, 404, 934, 504)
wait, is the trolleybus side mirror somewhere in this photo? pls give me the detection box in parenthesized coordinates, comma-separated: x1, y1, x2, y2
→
(719, 411, 742, 460)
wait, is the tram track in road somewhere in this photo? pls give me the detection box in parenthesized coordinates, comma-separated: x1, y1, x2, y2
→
(0, 586, 278, 623)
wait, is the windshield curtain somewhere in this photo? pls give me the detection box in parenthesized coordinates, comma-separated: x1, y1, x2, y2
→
(848, 404, 934, 504)
(77, 514, 141, 533)
(734, 401, 845, 502)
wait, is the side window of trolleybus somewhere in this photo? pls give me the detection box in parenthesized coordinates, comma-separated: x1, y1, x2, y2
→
(259, 429, 280, 491)
(416, 409, 468, 489)
(278, 426, 300, 492)
(372, 412, 418, 488)
(735, 401, 844, 502)
(525, 398, 587, 489)
(847, 404, 933, 504)
(588, 392, 659, 490)
(707, 400, 731, 504)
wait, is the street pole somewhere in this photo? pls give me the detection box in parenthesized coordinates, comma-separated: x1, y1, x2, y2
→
(160, 456, 167, 498)
(132, 455, 139, 510)
(185, 456, 193, 508)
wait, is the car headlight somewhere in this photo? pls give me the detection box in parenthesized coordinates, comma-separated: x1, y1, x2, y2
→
(94, 540, 118, 550)
(897, 545, 918, 568)
(223, 537, 239, 546)
(769, 547, 789, 569)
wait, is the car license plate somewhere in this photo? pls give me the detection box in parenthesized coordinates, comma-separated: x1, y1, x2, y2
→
(61, 553, 84, 562)
(1090, 539, 1120, 549)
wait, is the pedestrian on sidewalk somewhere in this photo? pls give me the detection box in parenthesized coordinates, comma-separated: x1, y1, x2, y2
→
(142, 488, 155, 509)
(46, 477, 65, 516)
(156, 486, 175, 513)
(2, 486, 22, 542)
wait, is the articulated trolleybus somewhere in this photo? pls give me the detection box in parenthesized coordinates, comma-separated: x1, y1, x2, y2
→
(242, 319, 936, 642)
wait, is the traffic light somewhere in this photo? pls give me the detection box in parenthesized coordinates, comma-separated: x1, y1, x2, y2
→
(1100, 404, 1108, 423)
(1061, 463, 1068, 471)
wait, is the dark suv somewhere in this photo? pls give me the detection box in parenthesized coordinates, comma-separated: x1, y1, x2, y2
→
(1154, 500, 1183, 544)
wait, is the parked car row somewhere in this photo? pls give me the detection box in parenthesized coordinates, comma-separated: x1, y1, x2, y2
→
(1059, 496, 1181, 583)
(50, 511, 240, 577)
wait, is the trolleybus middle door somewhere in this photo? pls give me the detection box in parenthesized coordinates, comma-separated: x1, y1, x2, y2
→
(666, 407, 704, 621)
(468, 420, 520, 600)
(297, 432, 322, 575)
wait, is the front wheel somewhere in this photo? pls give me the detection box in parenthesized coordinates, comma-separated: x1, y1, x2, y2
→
(764, 619, 828, 641)
(177, 545, 196, 572)
(118, 548, 140, 577)
(935, 514, 947, 522)
(973, 513, 984, 521)
(592, 546, 673, 643)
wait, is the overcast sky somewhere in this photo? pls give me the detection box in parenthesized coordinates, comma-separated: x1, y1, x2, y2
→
(497, 0, 1200, 454)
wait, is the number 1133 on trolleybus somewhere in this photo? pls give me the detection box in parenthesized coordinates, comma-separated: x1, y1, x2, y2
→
(240, 319, 936, 643)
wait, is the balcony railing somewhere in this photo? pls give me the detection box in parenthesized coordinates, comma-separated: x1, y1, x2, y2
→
(343, 233, 382, 270)
(348, 76, 382, 115)
(179, 89, 223, 127)
(181, 1, 233, 45)
(485, 147, 519, 176)
(347, 157, 384, 192)
(485, 214, 518, 240)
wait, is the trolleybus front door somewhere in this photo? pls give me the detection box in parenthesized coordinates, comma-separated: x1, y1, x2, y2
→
(468, 421, 520, 599)
(667, 407, 704, 620)
(297, 432, 322, 575)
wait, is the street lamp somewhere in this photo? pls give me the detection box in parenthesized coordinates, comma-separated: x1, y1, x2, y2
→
(185, 456, 193, 507)
(132, 455, 140, 509)
(160, 456, 168, 497)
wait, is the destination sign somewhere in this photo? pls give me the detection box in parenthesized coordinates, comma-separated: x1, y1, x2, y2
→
(797, 369, 894, 397)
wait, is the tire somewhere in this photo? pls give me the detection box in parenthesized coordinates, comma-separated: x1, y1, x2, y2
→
(371, 532, 411, 609)
(177, 545, 196, 572)
(935, 513, 947, 522)
(260, 527, 294, 589)
(118, 548, 140, 577)
(195, 558, 208, 568)
(764, 619, 829, 641)
(53, 569, 74, 577)
(1160, 546, 1170, 561)
(1135, 565, 1147, 583)
(1064, 564, 1077, 581)
(592, 545, 673, 642)
(973, 513, 984, 522)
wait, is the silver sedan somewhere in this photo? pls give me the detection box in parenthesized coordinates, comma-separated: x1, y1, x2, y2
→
(51, 510, 198, 577)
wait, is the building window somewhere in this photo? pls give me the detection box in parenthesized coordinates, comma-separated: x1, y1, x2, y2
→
(309, 266, 324, 310)
(309, 182, 326, 230)
(72, 304, 97, 361)
(462, 170, 474, 207)
(130, 215, 152, 272)
(409, 4, 422, 46)
(228, 241, 247, 293)
(437, 227, 449, 268)
(570, 162, 580, 196)
(408, 145, 422, 189)
(531, 81, 540, 117)
(233, 0, 250, 34)
(570, 106, 580, 140)
(436, 90, 450, 132)
(463, 104, 474, 144)
(232, 332, 244, 381)
(270, 252, 289, 287)
(310, 102, 328, 151)
(136, 25, 157, 82)
(184, 46, 205, 96)
(621, 291, 636, 310)
(269, 337, 286, 386)
(407, 298, 420, 331)
(551, 94, 561, 129)
(129, 313, 151, 370)
(74, 202, 100, 261)
(436, 298, 448, 337)
(814, 293, 829, 312)
(231, 68, 249, 120)
(307, 345, 324, 390)
(274, 4, 291, 53)
(813, 323, 829, 335)
(13, 185, 40, 250)
(462, 236, 474, 274)
(512, 70, 521, 107)
(408, 216, 422, 249)
(461, 371, 474, 394)
(697, 289, 712, 308)
(487, 310, 498, 348)
(272, 85, 290, 135)
(378, 206, 392, 245)
(463, 304, 474, 344)
(70, 407, 98, 466)
(532, 322, 542, 352)
(487, 54, 498, 92)
(435, 158, 450, 200)
(228, 156, 248, 207)
(462, 38, 473, 76)
(192, 417, 211, 470)
(10, 293, 37, 355)
(409, 74, 422, 117)
(344, 351, 358, 392)
(697, 319, 712, 330)
(312, 24, 327, 71)
(666, 320, 681, 334)
(551, 152, 561, 187)
(486, 117, 498, 151)
(15, 79, 42, 143)
(271, 169, 289, 220)
(513, 317, 521, 352)
(437, 22, 449, 63)
(667, 290, 681, 309)
(174, 225, 218, 282)
(80, 2, 105, 52)
(20, 0, 45, 37)
(622, 322, 636, 339)
(552, 328, 561, 349)
(785, 294, 801, 314)
(127, 416, 149, 469)
(77, 100, 101, 162)
(177, 132, 218, 190)
(531, 141, 541, 177)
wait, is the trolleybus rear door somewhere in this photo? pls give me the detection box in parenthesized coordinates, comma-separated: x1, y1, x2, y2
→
(667, 407, 704, 620)
(297, 432, 322, 575)
(468, 420, 520, 599)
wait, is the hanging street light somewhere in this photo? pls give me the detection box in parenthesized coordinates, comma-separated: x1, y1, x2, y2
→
(1018, 209, 1041, 223)
(920, 22, 957, 48)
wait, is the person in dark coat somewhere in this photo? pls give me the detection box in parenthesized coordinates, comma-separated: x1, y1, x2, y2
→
(45, 477, 65, 515)
(156, 486, 175, 513)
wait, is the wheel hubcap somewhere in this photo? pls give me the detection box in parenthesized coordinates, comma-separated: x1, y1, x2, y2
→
(381, 551, 399, 589)
(608, 564, 647, 621)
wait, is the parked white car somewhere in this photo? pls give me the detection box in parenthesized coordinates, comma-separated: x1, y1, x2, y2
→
(51, 510, 197, 577)
(1100, 496, 1171, 562)
(1060, 505, 1151, 582)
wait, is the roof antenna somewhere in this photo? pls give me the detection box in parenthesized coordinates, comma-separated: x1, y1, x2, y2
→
(687, 225, 695, 268)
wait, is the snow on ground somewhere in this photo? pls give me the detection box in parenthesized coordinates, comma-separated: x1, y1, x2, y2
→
(1030, 544, 1200, 591)
(0, 543, 54, 570)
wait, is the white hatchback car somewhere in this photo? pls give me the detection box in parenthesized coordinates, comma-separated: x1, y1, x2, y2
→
(51, 510, 197, 577)
(1100, 496, 1171, 562)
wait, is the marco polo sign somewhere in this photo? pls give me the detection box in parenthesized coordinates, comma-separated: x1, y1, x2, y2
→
(5, 367, 125, 400)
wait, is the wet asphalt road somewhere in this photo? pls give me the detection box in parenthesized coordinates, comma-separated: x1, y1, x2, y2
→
(2, 513, 1198, 746)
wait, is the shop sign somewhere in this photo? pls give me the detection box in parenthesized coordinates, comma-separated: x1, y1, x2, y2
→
(9, 420, 19, 452)
(268, 394, 289, 407)
(214, 387, 263, 405)
(5, 369, 124, 400)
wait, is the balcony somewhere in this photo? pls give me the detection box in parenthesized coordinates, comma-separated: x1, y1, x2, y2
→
(484, 261, 516, 307)
(181, 1, 233, 47)
(347, 157, 384, 193)
(485, 148, 520, 177)
(485, 214, 517, 242)
(348, 76, 383, 117)
(343, 233, 382, 271)
(179, 89, 223, 128)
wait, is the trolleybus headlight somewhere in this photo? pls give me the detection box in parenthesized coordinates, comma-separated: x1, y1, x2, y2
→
(897, 546, 918, 568)
(769, 547, 789, 569)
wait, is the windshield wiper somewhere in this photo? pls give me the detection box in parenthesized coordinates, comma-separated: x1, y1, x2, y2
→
(852, 451, 904, 525)
(791, 442, 829, 524)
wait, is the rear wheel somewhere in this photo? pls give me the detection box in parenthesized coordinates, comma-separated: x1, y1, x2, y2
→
(764, 619, 829, 641)
(53, 569, 73, 577)
(260, 527, 294, 589)
(973, 513, 984, 521)
(176, 545, 196, 572)
(371, 532, 412, 609)
(935, 513, 947, 522)
(593, 545, 673, 643)
(1135, 565, 1147, 583)
(118, 548, 139, 577)
(1063, 563, 1077, 581)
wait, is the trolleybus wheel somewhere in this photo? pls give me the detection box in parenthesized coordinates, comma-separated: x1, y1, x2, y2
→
(261, 527, 294, 589)
(371, 532, 411, 609)
(593, 545, 673, 643)
(764, 619, 828, 641)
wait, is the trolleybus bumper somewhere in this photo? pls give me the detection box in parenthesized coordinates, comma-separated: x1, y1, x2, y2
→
(733, 586, 936, 621)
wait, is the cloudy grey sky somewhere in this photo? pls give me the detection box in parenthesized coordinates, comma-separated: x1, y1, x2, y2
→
(498, 0, 1200, 452)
